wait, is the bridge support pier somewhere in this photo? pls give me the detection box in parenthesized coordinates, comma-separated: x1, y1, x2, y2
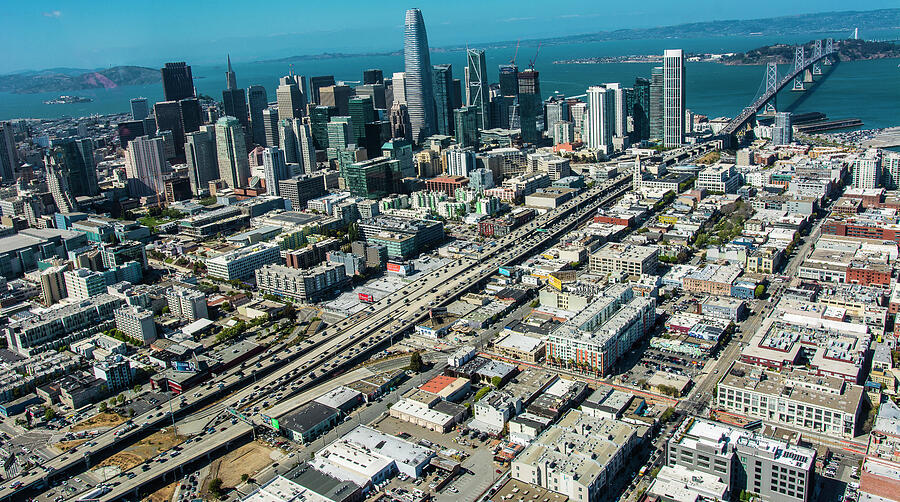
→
(803, 68, 814, 83)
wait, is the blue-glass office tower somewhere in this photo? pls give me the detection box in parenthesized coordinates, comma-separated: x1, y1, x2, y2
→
(433, 64, 454, 136)
(403, 8, 437, 144)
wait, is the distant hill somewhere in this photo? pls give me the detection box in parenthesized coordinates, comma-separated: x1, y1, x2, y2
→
(542, 9, 900, 45)
(264, 8, 900, 63)
(0, 66, 159, 94)
(720, 39, 900, 65)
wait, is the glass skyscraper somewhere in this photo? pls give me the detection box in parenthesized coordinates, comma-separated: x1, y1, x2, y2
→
(454, 106, 479, 149)
(215, 116, 250, 188)
(632, 77, 651, 142)
(663, 49, 685, 148)
(403, 8, 436, 144)
(649, 67, 664, 141)
(517, 70, 541, 144)
(247, 85, 268, 147)
(466, 49, 489, 130)
(432, 64, 454, 136)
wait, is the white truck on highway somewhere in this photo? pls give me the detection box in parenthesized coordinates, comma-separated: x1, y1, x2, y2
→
(77, 485, 111, 501)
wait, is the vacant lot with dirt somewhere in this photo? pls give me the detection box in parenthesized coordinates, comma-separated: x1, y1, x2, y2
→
(93, 427, 185, 472)
(71, 412, 126, 431)
(200, 441, 274, 496)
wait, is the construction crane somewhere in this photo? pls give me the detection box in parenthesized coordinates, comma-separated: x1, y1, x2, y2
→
(528, 43, 542, 70)
(509, 40, 520, 65)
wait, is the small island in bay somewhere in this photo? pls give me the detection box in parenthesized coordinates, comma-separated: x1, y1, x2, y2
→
(43, 95, 93, 104)
(719, 39, 900, 65)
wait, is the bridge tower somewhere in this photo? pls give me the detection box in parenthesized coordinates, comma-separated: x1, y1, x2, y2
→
(791, 46, 806, 91)
(762, 62, 778, 115)
(823, 38, 834, 65)
(812, 39, 823, 76)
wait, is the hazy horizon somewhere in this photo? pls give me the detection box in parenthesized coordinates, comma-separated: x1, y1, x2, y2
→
(3, 1, 898, 74)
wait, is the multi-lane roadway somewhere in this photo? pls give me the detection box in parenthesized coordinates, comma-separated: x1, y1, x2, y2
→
(1, 174, 634, 502)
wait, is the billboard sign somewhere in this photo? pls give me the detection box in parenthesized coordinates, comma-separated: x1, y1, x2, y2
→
(172, 361, 197, 373)
(358, 293, 374, 303)
(548, 276, 562, 291)
(498, 267, 511, 277)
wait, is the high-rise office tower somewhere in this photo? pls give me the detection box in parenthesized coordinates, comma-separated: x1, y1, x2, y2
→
(663, 49, 685, 147)
(309, 106, 335, 150)
(0, 122, 16, 184)
(326, 117, 353, 159)
(263, 108, 280, 148)
(215, 116, 250, 188)
(320, 85, 352, 116)
(153, 98, 199, 161)
(309, 75, 335, 105)
(118, 120, 145, 149)
(605, 83, 627, 139)
(278, 119, 298, 164)
(185, 128, 218, 196)
(124, 135, 167, 197)
(153, 100, 184, 158)
(130, 97, 149, 121)
(222, 84, 249, 135)
(160, 62, 195, 102)
(47, 137, 99, 197)
(772, 112, 793, 146)
(517, 69, 541, 144)
(389, 102, 412, 143)
(632, 77, 651, 142)
(76, 137, 95, 176)
(649, 67, 664, 141)
(363, 69, 384, 85)
(364, 121, 391, 157)
(454, 106, 479, 149)
(403, 8, 437, 144)
(179, 98, 202, 134)
(277, 74, 305, 121)
(46, 161, 75, 213)
(570, 102, 587, 140)
(450, 79, 462, 110)
(391, 72, 407, 104)
(356, 83, 387, 110)
(586, 86, 615, 152)
(247, 85, 268, 146)
(262, 147, 289, 196)
(465, 49, 489, 130)
(296, 121, 317, 175)
(499, 64, 518, 97)
(432, 64, 454, 136)
(545, 97, 569, 132)
(348, 96, 376, 146)
(225, 55, 237, 90)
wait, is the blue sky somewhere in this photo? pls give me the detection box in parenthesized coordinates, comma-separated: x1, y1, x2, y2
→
(2, 0, 897, 73)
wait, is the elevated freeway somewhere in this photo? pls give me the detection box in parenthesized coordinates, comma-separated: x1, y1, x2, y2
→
(90, 173, 636, 501)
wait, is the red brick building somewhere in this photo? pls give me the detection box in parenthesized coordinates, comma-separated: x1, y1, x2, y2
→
(425, 175, 468, 196)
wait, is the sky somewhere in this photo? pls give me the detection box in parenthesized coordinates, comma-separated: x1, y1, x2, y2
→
(2, 0, 898, 74)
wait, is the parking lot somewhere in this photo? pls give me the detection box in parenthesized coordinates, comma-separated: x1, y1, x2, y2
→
(373, 416, 504, 502)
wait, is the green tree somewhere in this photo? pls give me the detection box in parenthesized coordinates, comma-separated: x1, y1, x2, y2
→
(133, 384, 142, 394)
(99, 401, 108, 413)
(754, 284, 766, 299)
(128, 407, 135, 418)
(409, 352, 424, 373)
(108, 398, 116, 408)
(44, 408, 56, 421)
(117, 394, 126, 404)
(241, 473, 250, 483)
(490, 376, 502, 388)
(209, 478, 224, 498)
(474, 386, 491, 401)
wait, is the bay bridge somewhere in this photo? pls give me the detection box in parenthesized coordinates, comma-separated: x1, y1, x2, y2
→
(720, 38, 837, 142)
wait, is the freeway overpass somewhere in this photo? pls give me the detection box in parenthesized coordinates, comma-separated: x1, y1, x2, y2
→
(90, 173, 636, 501)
